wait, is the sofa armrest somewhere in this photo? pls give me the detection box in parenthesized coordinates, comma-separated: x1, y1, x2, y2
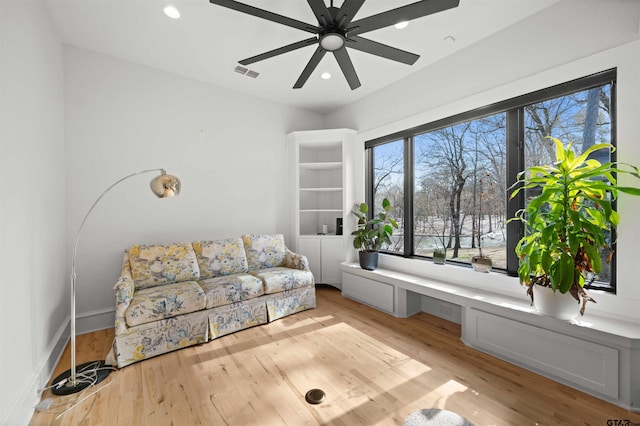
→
(114, 251, 135, 335)
(284, 248, 310, 271)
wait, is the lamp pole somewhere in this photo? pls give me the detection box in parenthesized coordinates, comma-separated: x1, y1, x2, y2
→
(51, 168, 181, 395)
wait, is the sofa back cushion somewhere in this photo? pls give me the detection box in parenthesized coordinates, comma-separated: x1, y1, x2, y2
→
(192, 237, 249, 280)
(242, 234, 286, 271)
(128, 243, 200, 289)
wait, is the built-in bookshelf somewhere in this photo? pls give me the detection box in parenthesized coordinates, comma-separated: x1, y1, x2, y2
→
(288, 129, 356, 288)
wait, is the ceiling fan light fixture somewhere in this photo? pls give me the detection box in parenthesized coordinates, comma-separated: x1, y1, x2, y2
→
(320, 33, 345, 51)
(321, 72, 332, 80)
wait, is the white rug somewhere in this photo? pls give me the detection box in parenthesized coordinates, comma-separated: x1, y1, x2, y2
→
(403, 408, 474, 426)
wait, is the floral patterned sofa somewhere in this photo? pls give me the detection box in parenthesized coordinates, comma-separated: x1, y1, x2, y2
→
(107, 234, 315, 368)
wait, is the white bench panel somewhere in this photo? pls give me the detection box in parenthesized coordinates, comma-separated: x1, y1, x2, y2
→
(342, 273, 394, 314)
(466, 308, 619, 399)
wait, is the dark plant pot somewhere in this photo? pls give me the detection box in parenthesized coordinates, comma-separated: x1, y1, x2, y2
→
(433, 251, 446, 265)
(471, 255, 492, 273)
(359, 251, 379, 271)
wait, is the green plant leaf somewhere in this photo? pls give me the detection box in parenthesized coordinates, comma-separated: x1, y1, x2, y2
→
(583, 242, 601, 274)
(555, 252, 574, 294)
(617, 186, 640, 195)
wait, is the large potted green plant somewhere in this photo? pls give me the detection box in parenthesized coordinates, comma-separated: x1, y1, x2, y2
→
(510, 137, 640, 319)
(351, 198, 399, 271)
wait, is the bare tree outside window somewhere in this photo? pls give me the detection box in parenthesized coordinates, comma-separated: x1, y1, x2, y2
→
(372, 140, 404, 253)
(413, 113, 507, 267)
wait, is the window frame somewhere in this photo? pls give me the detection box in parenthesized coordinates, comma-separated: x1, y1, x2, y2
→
(365, 68, 617, 291)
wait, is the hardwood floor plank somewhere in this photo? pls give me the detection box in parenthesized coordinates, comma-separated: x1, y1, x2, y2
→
(31, 286, 640, 425)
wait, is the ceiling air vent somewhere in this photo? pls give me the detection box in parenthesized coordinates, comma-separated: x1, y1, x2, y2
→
(234, 65, 248, 75)
(233, 65, 259, 79)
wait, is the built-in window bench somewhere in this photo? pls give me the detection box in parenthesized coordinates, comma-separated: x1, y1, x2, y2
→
(341, 262, 640, 412)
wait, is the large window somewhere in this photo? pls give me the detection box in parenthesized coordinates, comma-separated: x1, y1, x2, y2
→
(365, 69, 617, 290)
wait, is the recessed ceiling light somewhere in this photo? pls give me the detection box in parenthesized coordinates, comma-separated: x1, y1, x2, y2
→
(394, 21, 409, 29)
(321, 72, 332, 80)
(163, 5, 180, 19)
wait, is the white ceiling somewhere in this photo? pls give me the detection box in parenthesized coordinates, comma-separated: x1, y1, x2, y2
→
(44, 0, 559, 114)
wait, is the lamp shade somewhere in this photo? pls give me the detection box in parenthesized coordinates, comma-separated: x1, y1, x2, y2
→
(150, 171, 181, 198)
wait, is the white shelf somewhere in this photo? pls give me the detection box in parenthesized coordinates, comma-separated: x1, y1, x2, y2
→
(299, 187, 343, 192)
(300, 162, 343, 170)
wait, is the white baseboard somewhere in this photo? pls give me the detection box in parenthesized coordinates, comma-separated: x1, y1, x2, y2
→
(76, 307, 115, 334)
(4, 307, 114, 425)
(5, 318, 69, 426)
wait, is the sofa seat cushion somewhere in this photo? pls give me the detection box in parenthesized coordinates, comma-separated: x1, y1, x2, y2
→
(198, 273, 264, 309)
(193, 238, 249, 280)
(251, 267, 314, 295)
(128, 243, 200, 290)
(242, 234, 286, 271)
(125, 281, 206, 327)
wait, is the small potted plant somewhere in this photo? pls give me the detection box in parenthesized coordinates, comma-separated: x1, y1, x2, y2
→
(510, 137, 640, 318)
(351, 198, 398, 271)
(433, 248, 446, 265)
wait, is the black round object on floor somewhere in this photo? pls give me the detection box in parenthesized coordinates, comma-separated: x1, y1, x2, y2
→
(305, 388, 326, 404)
(50, 360, 112, 395)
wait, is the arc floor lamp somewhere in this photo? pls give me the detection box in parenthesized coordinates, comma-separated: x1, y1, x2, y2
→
(51, 168, 181, 395)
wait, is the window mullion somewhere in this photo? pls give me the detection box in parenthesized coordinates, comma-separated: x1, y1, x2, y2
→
(506, 108, 524, 276)
(404, 137, 414, 257)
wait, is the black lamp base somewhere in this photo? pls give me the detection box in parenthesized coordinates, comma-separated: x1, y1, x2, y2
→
(50, 360, 112, 396)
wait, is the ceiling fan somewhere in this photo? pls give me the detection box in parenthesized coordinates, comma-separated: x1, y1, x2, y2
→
(208, 0, 460, 90)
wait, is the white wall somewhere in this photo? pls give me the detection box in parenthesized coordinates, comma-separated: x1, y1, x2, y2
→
(326, 1, 640, 324)
(64, 46, 324, 333)
(0, 1, 67, 424)
(1, 7, 323, 423)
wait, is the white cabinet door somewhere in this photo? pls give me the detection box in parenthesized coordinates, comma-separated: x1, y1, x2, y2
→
(297, 237, 343, 287)
(298, 237, 321, 283)
(320, 238, 343, 286)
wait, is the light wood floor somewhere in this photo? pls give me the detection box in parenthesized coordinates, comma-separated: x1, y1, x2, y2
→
(32, 286, 640, 425)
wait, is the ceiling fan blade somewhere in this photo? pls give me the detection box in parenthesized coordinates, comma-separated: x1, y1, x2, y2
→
(209, 0, 318, 34)
(347, 0, 459, 36)
(347, 36, 419, 65)
(307, 0, 333, 26)
(334, 0, 365, 27)
(293, 47, 327, 89)
(239, 38, 318, 66)
(333, 48, 361, 90)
